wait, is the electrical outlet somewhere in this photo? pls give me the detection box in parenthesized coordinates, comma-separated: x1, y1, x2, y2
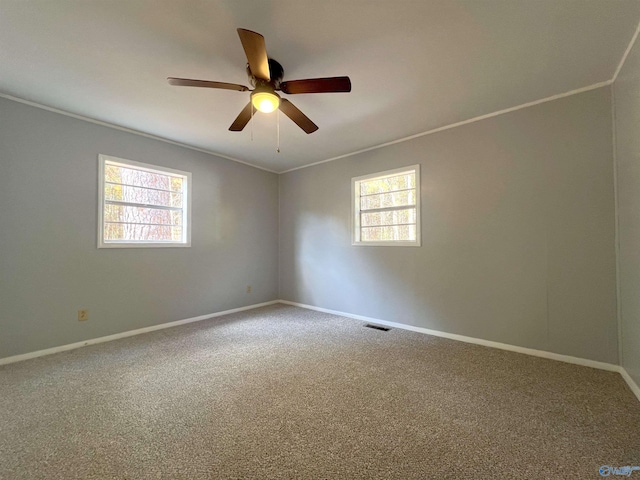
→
(78, 309, 89, 321)
(246, 285, 252, 294)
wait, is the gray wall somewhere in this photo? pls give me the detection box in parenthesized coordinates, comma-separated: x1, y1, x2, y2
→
(614, 38, 640, 386)
(279, 87, 618, 364)
(0, 97, 279, 358)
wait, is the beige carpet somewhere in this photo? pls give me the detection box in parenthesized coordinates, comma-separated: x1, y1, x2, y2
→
(0, 304, 638, 479)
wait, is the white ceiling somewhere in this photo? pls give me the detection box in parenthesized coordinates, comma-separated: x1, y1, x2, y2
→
(1, 1, 640, 173)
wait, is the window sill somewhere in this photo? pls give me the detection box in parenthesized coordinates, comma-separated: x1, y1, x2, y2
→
(98, 242, 191, 249)
(352, 241, 421, 247)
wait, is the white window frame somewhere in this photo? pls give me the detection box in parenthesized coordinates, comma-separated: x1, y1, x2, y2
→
(352, 164, 421, 247)
(98, 154, 192, 248)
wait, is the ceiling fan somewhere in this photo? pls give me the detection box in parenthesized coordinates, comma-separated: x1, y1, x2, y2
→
(168, 28, 351, 134)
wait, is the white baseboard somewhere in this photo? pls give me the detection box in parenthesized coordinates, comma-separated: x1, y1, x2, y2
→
(0, 300, 280, 366)
(279, 300, 640, 404)
(3, 298, 639, 404)
(619, 367, 640, 403)
(278, 300, 620, 372)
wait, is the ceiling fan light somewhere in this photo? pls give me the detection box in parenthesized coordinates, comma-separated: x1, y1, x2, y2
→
(251, 91, 280, 113)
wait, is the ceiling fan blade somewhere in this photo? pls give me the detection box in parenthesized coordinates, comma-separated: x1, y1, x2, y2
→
(279, 76, 351, 94)
(279, 99, 318, 134)
(168, 77, 249, 91)
(237, 28, 270, 82)
(229, 103, 254, 131)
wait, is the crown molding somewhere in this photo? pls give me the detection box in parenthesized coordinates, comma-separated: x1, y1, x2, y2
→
(0, 75, 621, 176)
(612, 17, 640, 83)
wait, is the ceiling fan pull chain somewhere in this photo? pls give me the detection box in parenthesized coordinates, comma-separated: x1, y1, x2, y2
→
(276, 108, 281, 153)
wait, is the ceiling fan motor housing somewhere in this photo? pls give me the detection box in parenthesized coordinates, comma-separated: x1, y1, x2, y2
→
(247, 58, 284, 89)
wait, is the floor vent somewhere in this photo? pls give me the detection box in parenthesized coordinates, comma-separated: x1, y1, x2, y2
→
(364, 324, 390, 332)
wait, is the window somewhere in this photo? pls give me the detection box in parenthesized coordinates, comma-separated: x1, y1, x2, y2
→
(352, 165, 420, 246)
(98, 155, 191, 248)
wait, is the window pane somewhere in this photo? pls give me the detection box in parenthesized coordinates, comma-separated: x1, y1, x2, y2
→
(171, 177, 183, 193)
(104, 223, 183, 242)
(104, 184, 183, 208)
(361, 225, 416, 242)
(105, 163, 183, 192)
(361, 208, 416, 227)
(104, 204, 183, 226)
(359, 172, 415, 196)
(361, 189, 415, 210)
